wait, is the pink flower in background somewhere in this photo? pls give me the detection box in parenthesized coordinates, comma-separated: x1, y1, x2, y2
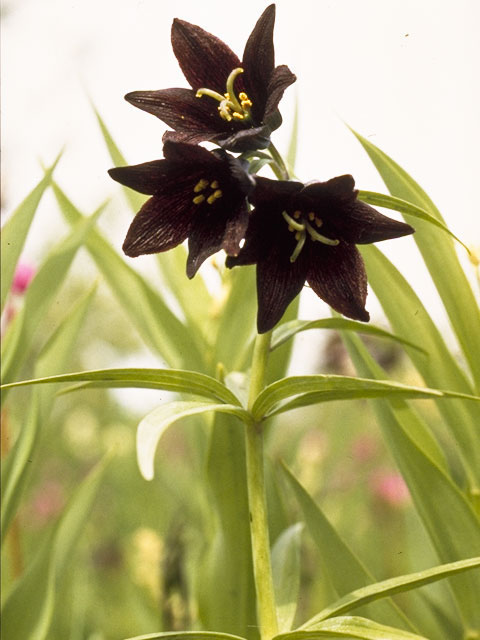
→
(11, 262, 35, 294)
(351, 434, 379, 463)
(370, 471, 410, 507)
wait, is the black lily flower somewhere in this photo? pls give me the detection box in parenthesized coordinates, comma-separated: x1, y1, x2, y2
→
(124, 5, 296, 153)
(226, 176, 415, 333)
(108, 140, 255, 277)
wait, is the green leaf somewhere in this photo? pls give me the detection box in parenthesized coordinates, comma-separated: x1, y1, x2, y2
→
(300, 557, 480, 627)
(1, 202, 105, 389)
(252, 374, 480, 421)
(214, 265, 257, 372)
(123, 633, 247, 640)
(357, 190, 469, 253)
(1, 368, 242, 405)
(281, 618, 426, 639)
(352, 129, 480, 391)
(272, 523, 303, 633)
(52, 183, 206, 370)
(1, 456, 110, 640)
(360, 245, 480, 488)
(0, 153, 61, 312)
(282, 616, 427, 639)
(282, 465, 416, 632)
(270, 318, 425, 353)
(94, 106, 146, 212)
(137, 400, 251, 480)
(196, 412, 258, 634)
(1, 287, 96, 535)
(341, 331, 480, 628)
(286, 97, 299, 175)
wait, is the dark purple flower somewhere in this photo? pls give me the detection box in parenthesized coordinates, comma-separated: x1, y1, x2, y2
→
(108, 141, 255, 277)
(226, 175, 415, 333)
(124, 5, 296, 152)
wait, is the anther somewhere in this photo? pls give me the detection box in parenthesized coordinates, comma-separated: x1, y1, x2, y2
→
(207, 190, 223, 205)
(282, 211, 305, 232)
(193, 195, 205, 205)
(194, 179, 209, 193)
(293, 211, 301, 219)
(315, 217, 323, 227)
(308, 212, 315, 221)
(210, 180, 219, 189)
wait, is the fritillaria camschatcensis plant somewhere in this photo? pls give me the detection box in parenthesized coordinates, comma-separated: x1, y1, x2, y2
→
(108, 4, 440, 639)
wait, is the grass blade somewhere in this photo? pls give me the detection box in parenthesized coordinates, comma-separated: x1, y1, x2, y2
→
(1, 153, 61, 312)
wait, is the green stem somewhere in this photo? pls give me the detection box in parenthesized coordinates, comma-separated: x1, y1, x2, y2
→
(268, 142, 290, 181)
(246, 330, 278, 640)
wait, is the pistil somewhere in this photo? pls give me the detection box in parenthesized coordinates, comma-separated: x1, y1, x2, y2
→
(196, 67, 252, 122)
(282, 209, 340, 262)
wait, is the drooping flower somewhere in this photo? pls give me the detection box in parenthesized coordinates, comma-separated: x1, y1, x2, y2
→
(108, 141, 255, 277)
(226, 175, 414, 333)
(124, 5, 296, 152)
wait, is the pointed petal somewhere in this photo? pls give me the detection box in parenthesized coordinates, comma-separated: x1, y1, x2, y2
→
(123, 195, 194, 257)
(171, 19, 241, 92)
(337, 200, 415, 244)
(163, 129, 219, 146)
(125, 88, 226, 135)
(307, 242, 370, 322)
(256, 243, 308, 333)
(108, 160, 166, 195)
(264, 65, 297, 119)
(186, 201, 248, 278)
(242, 4, 275, 117)
(250, 176, 303, 208)
(226, 208, 265, 267)
(303, 175, 356, 201)
(162, 139, 221, 165)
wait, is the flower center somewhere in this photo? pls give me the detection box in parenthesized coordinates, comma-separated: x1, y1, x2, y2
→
(196, 68, 253, 122)
(282, 210, 339, 262)
(192, 178, 223, 205)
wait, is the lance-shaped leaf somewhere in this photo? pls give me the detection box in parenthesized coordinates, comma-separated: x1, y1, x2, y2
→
(1, 368, 242, 406)
(123, 633, 248, 640)
(272, 523, 303, 633)
(360, 244, 480, 487)
(278, 617, 427, 639)
(300, 557, 480, 628)
(282, 465, 416, 631)
(1, 153, 61, 312)
(352, 129, 480, 391)
(1, 456, 110, 640)
(342, 330, 480, 628)
(1, 287, 96, 535)
(270, 318, 425, 352)
(252, 374, 480, 421)
(137, 400, 251, 480)
(52, 184, 206, 371)
(1, 203, 105, 390)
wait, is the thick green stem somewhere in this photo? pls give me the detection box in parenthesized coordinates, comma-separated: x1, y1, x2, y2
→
(246, 330, 278, 640)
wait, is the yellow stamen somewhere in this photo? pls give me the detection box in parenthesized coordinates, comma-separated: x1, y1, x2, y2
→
(295, 231, 302, 241)
(193, 195, 205, 205)
(210, 180, 219, 189)
(315, 217, 323, 227)
(194, 179, 209, 193)
(308, 212, 315, 221)
(293, 210, 301, 219)
(238, 92, 248, 100)
(207, 190, 223, 205)
(288, 225, 294, 232)
(232, 112, 245, 120)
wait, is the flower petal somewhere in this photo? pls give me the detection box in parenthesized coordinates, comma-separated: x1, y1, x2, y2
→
(125, 88, 226, 135)
(256, 243, 308, 333)
(242, 4, 276, 119)
(335, 200, 415, 244)
(123, 195, 195, 257)
(264, 64, 297, 120)
(171, 19, 241, 92)
(108, 161, 166, 195)
(307, 242, 370, 322)
(186, 202, 248, 278)
(250, 176, 303, 208)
